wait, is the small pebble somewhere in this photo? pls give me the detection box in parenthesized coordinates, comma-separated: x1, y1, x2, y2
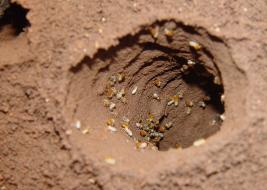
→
(65, 130, 72, 135)
(193, 138, 206, 146)
(74, 120, 81, 129)
(104, 157, 116, 165)
(101, 17, 106, 22)
(187, 60, 196, 66)
(89, 178, 96, 184)
(220, 114, 226, 121)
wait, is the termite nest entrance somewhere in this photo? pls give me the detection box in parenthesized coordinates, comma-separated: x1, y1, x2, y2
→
(73, 20, 226, 151)
(0, 0, 30, 38)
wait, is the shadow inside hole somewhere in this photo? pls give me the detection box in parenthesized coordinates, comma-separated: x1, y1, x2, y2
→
(0, 1, 30, 36)
(181, 63, 224, 114)
(158, 55, 224, 151)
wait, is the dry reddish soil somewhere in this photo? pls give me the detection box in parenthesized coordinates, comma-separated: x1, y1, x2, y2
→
(0, 0, 267, 190)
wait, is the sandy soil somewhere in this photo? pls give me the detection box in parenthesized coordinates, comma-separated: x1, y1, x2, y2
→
(0, 0, 267, 190)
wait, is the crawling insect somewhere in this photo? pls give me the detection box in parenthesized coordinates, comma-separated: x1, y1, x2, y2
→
(109, 102, 116, 111)
(144, 136, 151, 142)
(187, 60, 196, 66)
(140, 130, 147, 137)
(74, 120, 81, 129)
(198, 101, 206, 109)
(220, 114, 226, 121)
(165, 121, 173, 129)
(153, 93, 160, 100)
(122, 116, 130, 123)
(116, 73, 125, 83)
(210, 119, 217, 126)
(116, 88, 125, 100)
(153, 78, 162, 87)
(108, 75, 117, 86)
(107, 126, 117, 132)
(132, 86, 138, 95)
(104, 157, 116, 165)
(167, 99, 174, 106)
(164, 28, 174, 37)
(186, 107, 192, 115)
(175, 143, 181, 149)
(193, 138, 206, 146)
(105, 86, 117, 99)
(136, 122, 143, 129)
(178, 92, 184, 99)
(136, 141, 147, 149)
(149, 26, 159, 39)
(213, 76, 221, 85)
(180, 64, 189, 73)
(168, 95, 179, 106)
(106, 118, 115, 126)
(189, 41, 202, 51)
(158, 126, 166, 133)
(124, 127, 133, 137)
(121, 122, 129, 129)
(121, 97, 127, 104)
(221, 94, 225, 103)
(82, 128, 90, 134)
(203, 95, 211, 102)
(185, 99, 194, 107)
(103, 99, 110, 107)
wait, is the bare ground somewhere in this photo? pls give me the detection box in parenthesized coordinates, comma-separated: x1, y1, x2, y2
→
(0, 0, 267, 190)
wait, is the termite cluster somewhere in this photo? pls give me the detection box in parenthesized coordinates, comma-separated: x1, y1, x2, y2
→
(135, 113, 174, 146)
(100, 24, 225, 150)
(103, 72, 126, 112)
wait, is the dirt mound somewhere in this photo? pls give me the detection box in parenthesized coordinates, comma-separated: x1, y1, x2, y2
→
(0, 0, 266, 190)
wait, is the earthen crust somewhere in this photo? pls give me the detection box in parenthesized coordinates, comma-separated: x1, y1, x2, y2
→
(0, 0, 266, 190)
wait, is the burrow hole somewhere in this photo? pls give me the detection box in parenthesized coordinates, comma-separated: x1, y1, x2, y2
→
(71, 21, 225, 151)
(0, 0, 30, 40)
